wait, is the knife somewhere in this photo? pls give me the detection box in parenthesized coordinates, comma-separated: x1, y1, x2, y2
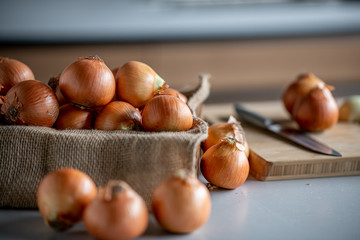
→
(234, 103, 342, 157)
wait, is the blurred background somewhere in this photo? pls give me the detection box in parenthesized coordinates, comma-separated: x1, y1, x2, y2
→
(1, 0, 360, 103)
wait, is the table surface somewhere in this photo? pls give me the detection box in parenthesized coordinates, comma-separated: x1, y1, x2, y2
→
(1, 174, 360, 240)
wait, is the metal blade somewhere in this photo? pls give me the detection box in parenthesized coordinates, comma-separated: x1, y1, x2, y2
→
(269, 125, 342, 157)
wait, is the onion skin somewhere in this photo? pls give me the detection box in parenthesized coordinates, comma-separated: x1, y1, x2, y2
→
(83, 180, 148, 240)
(1, 80, 59, 127)
(59, 57, 115, 108)
(36, 168, 97, 231)
(142, 95, 193, 132)
(0, 57, 35, 95)
(282, 73, 332, 115)
(202, 116, 250, 158)
(201, 138, 249, 189)
(293, 86, 339, 131)
(56, 104, 95, 130)
(151, 170, 211, 233)
(162, 88, 188, 103)
(115, 61, 165, 108)
(48, 75, 69, 106)
(94, 101, 142, 130)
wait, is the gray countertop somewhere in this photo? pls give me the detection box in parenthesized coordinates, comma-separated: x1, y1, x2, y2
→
(1, 175, 359, 240)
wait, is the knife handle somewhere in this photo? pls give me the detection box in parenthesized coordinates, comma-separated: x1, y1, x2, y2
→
(234, 103, 273, 129)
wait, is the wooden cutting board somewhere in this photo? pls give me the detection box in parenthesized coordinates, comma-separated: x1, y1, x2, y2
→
(203, 101, 360, 181)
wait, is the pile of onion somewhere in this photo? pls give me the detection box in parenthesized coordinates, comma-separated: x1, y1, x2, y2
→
(283, 73, 339, 131)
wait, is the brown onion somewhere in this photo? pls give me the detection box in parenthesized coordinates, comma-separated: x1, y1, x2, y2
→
(142, 94, 193, 132)
(1, 80, 59, 127)
(83, 180, 148, 240)
(201, 137, 249, 189)
(202, 116, 250, 158)
(94, 101, 141, 130)
(59, 56, 115, 108)
(37, 168, 97, 231)
(162, 88, 188, 103)
(0, 57, 35, 95)
(293, 85, 339, 131)
(339, 95, 360, 122)
(115, 61, 166, 108)
(56, 104, 95, 130)
(151, 169, 211, 233)
(48, 75, 69, 106)
(282, 73, 333, 115)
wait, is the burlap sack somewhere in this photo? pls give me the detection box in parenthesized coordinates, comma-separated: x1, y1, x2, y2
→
(0, 75, 210, 209)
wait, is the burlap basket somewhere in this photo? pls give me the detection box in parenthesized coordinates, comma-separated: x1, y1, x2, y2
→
(0, 75, 210, 209)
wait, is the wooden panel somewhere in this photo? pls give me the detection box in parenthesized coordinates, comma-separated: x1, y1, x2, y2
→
(1, 35, 360, 96)
(203, 101, 360, 180)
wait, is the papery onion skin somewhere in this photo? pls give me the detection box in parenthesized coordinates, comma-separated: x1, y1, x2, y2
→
(1, 80, 59, 127)
(142, 95, 193, 132)
(59, 57, 115, 108)
(48, 75, 69, 106)
(202, 116, 250, 158)
(293, 86, 339, 131)
(162, 88, 188, 103)
(94, 101, 141, 130)
(83, 180, 148, 240)
(36, 168, 97, 231)
(151, 169, 211, 234)
(282, 73, 331, 115)
(115, 61, 165, 108)
(201, 138, 249, 189)
(56, 104, 95, 130)
(0, 57, 35, 95)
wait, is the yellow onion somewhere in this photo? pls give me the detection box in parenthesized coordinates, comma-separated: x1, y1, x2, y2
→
(1, 80, 59, 127)
(83, 180, 148, 240)
(59, 56, 115, 108)
(48, 75, 69, 106)
(142, 94, 193, 132)
(162, 88, 188, 103)
(0, 57, 35, 95)
(115, 61, 166, 108)
(56, 104, 95, 130)
(283, 73, 333, 115)
(201, 137, 249, 189)
(293, 85, 339, 131)
(203, 116, 250, 158)
(37, 168, 97, 231)
(94, 101, 141, 130)
(151, 169, 211, 233)
(339, 95, 360, 123)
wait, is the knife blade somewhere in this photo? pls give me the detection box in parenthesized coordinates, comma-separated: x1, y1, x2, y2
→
(234, 103, 342, 157)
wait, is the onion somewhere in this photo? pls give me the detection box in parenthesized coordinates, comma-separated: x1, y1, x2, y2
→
(94, 101, 141, 130)
(59, 56, 115, 108)
(115, 61, 166, 108)
(0, 57, 35, 95)
(282, 73, 333, 115)
(48, 75, 69, 106)
(202, 116, 250, 158)
(56, 104, 95, 130)
(142, 95, 193, 132)
(339, 95, 360, 122)
(151, 169, 211, 233)
(293, 85, 339, 131)
(162, 88, 188, 103)
(83, 180, 148, 240)
(1, 80, 59, 127)
(201, 137, 249, 189)
(36, 168, 97, 231)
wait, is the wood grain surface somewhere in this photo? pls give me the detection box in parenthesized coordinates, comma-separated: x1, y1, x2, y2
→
(204, 101, 360, 180)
